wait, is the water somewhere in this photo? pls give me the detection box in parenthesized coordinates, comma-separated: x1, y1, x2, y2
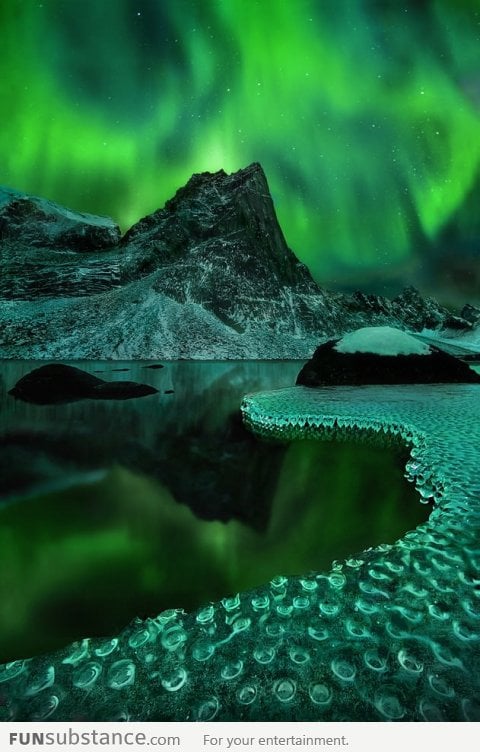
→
(0, 361, 427, 662)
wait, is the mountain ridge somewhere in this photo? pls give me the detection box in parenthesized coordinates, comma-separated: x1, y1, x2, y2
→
(0, 164, 478, 359)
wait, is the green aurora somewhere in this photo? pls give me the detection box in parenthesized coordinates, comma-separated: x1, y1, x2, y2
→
(1, 0, 479, 299)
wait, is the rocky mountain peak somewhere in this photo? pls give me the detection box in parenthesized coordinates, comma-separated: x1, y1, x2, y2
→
(393, 285, 469, 330)
(166, 161, 265, 205)
(127, 162, 268, 235)
(122, 162, 304, 285)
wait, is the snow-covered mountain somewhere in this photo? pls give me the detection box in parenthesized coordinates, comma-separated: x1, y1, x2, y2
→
(0, 164, 477, 358)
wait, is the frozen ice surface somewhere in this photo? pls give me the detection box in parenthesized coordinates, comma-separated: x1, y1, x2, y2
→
(1, 383, 480, 721)
(424, 327, 480, 352)
(334, 326, 431, 356)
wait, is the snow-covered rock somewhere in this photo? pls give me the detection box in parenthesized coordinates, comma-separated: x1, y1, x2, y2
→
(297, 326, 480, 386)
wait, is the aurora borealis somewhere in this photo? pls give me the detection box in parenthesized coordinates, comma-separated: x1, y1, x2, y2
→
(1, 0, 479, 301)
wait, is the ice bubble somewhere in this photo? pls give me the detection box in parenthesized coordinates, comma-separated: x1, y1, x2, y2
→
(161, 666, 188, 692)
(106, 659, 135, 690)
(72, 662, 102, 689)
(273, 678, 296, 702)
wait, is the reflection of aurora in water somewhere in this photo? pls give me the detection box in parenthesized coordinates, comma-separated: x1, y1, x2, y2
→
(1, 382, 479, 721)
(2, 0, 480, 298)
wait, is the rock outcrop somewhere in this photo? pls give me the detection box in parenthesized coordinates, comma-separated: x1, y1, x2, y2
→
(0, 187, 120, 249)
(461, 303, 480, 327)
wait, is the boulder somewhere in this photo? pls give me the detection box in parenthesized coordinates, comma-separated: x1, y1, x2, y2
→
(296, 326, 480, 387)
(8, 364, 158, 404)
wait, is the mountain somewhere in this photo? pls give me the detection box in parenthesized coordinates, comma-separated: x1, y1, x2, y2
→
(0, 164, 477, 359)
(0, 186, 121, 299)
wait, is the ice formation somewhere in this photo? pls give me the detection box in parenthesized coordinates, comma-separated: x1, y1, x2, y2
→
(1, 383, 480, 721)
(334, 326, 431, 356)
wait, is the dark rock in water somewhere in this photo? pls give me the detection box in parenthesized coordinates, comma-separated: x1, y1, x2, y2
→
(144, 364, 164, 369)
(9, 364, 102, 403)
(90, 381, 157, 400)
(296, 327, 480, 387)
(8, 364, 158, 404)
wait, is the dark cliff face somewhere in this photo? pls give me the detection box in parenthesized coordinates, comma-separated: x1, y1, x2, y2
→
(0, 166, 477, 358)
(124, 163, 303, 281)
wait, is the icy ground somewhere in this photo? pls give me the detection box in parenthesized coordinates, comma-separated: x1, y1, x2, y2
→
(1, 383, 480, 720)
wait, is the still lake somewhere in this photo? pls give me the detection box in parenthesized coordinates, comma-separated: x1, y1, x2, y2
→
(0, 360, 428, 661)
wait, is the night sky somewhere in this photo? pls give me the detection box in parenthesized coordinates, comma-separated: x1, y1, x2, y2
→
(2, 0, 480, 303)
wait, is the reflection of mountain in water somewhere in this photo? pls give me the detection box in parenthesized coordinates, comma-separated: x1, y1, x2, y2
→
(0, 441, 425, 664)
(130, 413, 284, 529)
